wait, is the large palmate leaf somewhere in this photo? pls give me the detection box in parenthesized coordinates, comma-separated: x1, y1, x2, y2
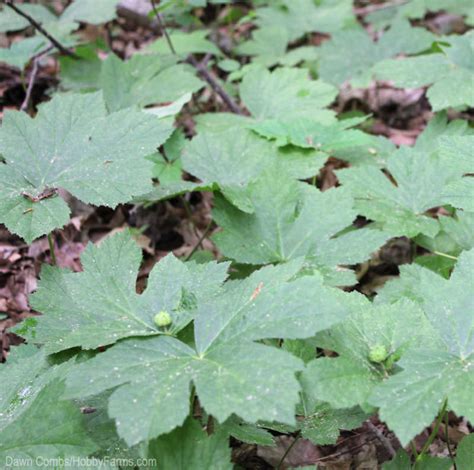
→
(0, 19, 76, 69)
(60, 53, 203, 112)
(61, 0, 121, 24)
(337, 146, 468, 238)
(318, 20, 434, 87)
(213, 173, 390, 286)
(414, 211, 474, 275)
(413, 113, 473, 154)
(250, 116, 373, 153)
(240, 66, 337, 123)
(98, 54, 203, 112)
(370, 250, 474, 445)
(148, 417, 232, 469)
(0, 4, 56, 32)
(17, 231, 229, 353)
(0, 347, 96, 466)
(0, 36, 48, 69)
(0, 92, 172, 243)
(181, 126, 326, 212)
(367, 0, 474, 30)
(300, 298, 438, 410)
(255, 0, 355, 42)
(296, 402, 369, 446)
(147, 30, 222, 56)
(64, 237, 351, 445)
(236, 26, 289, 67)
(375, 32, 474, 111)
(437, 136, 474, 211)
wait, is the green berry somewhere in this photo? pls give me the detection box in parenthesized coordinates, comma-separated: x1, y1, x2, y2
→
(154, 311, 172, 328)
(368, 344, 389, 364)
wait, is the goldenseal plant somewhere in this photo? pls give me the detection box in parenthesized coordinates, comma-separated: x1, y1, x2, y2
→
(0, 0, 472, 468)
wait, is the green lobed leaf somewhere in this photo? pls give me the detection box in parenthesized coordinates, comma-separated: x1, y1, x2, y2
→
(240, 66, 337, 123)
(18, 231, 229, 352)
(0, 92, 172, 242)
(98, 54, 203, 112)
(0, 4, 56, 32)
(250, 116, 372, 151)
(147, 417, 232, 469)
(337, 146, 467, 237)
(181, 126, 325, 212)
(318, 20, 434, 87)
(374, 32, 474, 110)
(61, 0, 121, 25)
(213, 172, 391, 285)
(236, 26, 289, 67)
(0, 347, 96, 466)
(298, 402, 369, 446)
(64, 242, 351, 445)
(370, 250, 474, 445)
(147, 30, 222, 56)
(255, 0, 356, 42)
(301, 298, 438, 409)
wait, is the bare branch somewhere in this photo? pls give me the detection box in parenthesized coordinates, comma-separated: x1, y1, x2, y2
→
(366, 421, 397, 458)
(354, 0, 408, 16)
(187, 55, 244, 115)
(20, 58, 39, 111)
(148, 0, 244, 115)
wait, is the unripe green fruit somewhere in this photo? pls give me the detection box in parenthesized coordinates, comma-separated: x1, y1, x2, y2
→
(368, 344, 389, 364)
(154, 311, 172, 328)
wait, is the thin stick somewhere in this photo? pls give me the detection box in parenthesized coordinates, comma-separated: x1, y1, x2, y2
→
(314, 436, 378, 463)
(187, 55, 244, 115)
(276, 433, 301, 470)
(366, 421, 396, 458)
(354, 0, 408, 16)
(20, 57, 38, 111)
(417, 399, 448, 461)
(20, 45, 51, 111)
(48, 233, 57, 266)
(150, 0, 176, 55)
(149, 0, 244, 115)
(185, 220, 213, 261)
(3, 0, 78, 58)
(444, 411, 456, 468)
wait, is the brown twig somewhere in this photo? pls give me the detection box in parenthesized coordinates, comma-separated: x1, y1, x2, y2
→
(315, 435, 378, 462)
(150, 0, 176, 55)
(3, 0, 78, 58)
(20, 57, 39, 111)
(353, 0, 408, 16)
(184, 220, 213, 261)
(187, 55, 244, 115)
(149, 0, 244, 115)
(20, 45, 52, 111)
(276, 432, 302, 470)
(366, 420, 396, 458)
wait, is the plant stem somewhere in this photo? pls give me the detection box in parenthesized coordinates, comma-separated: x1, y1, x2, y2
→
(433, 251, 458, 261)
(20, 56, 40, 111)
(354, 0, 409, 16)
(444, 411, 456, 468)
(185, 220, 213, 261)
(150, 0, 177, 55)
(410, 441, 419, 459)
(417, 399, 448, 461)
(149, 0, 243, 115)
(277, 432, 301, 469)
(366, 420, 396, 458)
(48, 233, 57, 266)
